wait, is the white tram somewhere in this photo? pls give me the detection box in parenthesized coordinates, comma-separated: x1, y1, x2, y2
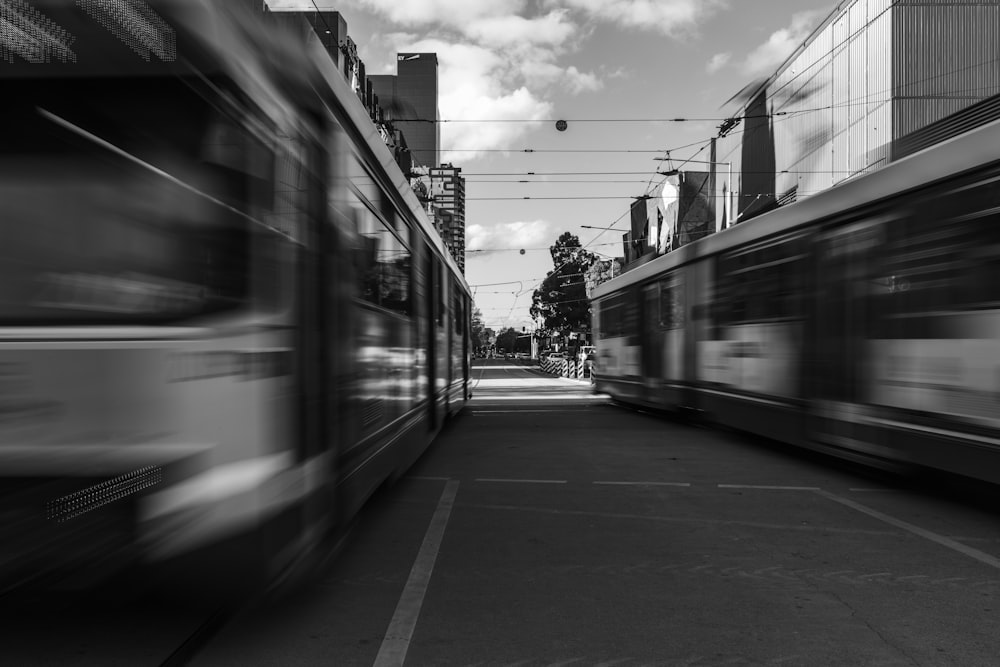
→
(0, 0, 470, 592)
(593, 118, 1000, 486)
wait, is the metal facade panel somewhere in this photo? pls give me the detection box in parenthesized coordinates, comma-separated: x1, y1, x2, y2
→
(832, 126, 850, 184)
(867, 8, 891, 108)
(849, 0, 867, 35)
(801, 140, 835, 196)
(867, 100, 891, 169)
(893, 2, 1000, 138)
(832, 17, 851, 137)
(894, 97, 984, 137)
(848, 118, 867, 175)
(771, 19, 835, 185)
(848, 34, 868, 126)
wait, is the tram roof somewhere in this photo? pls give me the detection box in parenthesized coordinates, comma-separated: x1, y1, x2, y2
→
(303, 28, 470, 294)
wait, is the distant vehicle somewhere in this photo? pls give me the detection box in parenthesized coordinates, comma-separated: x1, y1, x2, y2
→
(504, 353, 514, 360)
(546, 352, 566, 362)
(577, 345, 596, 359)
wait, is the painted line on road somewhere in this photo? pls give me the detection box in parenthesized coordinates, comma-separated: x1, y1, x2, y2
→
(471, 395, 607, 401)
(814, 489, 1000, 571)
(475, 478, 568, 484)
(593, 481, 691, 487)
(373, 479, 459, 667)
(471, 409, 590, 414)
(461, 502, 895, 535)
(719, 484, 821, 491)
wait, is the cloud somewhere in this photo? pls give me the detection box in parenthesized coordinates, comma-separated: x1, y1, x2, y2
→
(706, 52, 731, 73)
(342, 0, 521, 30)
(743, 11, 825, 75)
(553, 0, 726, 36)
(467, 220, 557, 254)
(270, 0, 723, 158)
(380, 36, 553, 160)
(520, 61, 603, 94)
(465, 10, 576, 48)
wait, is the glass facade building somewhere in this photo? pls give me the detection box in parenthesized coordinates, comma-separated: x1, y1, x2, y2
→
(715, 0, 1000, 229)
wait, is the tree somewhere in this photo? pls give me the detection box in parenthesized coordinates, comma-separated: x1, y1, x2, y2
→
(471, 307, 486, 352)
(530, 232, 598, 336)
(495, 327, 519, 353)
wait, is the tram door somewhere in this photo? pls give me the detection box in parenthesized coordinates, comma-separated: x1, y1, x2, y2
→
(426, 251, 438, 430)
(641, 283, 663, 403)
(811, 219, 885, 453)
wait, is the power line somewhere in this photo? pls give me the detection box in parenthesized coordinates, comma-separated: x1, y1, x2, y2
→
(438, 148, 681, 153)
(464, 196, 651, 201)
(465, 179, 654, 183)
(402, 114, 796, 123)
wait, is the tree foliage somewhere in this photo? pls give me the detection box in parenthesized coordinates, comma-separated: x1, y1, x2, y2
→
(471, 307, 486, 351)
(530, 232, 598, 334)
(495, 327, 519, 353)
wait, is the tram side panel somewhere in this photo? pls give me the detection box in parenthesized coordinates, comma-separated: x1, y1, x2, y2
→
(447, 282, 467, 412)
(637, 273, 686, 409)
(693, 233, 808, 445)
(433, 259, 450, 421)
(593, 288, 643, 401)
(832, 174, 1000, 483)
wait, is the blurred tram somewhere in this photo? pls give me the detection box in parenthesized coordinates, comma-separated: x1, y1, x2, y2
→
(0, 1, 470, 592)
(593, 118, 1000, 486)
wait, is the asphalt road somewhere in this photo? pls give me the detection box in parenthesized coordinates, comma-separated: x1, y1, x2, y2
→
(4, 360, 996, 665)
(192, 359, 1000, 666)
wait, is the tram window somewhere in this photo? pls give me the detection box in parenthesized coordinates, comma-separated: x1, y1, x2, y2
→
(598, 291, 635, 338)
(657, 276, 684, 329)
(453, 289, 464, 333)
(885, 210, 1000, 316)
(597, 297, 618, 338)
(350, 195, 411, 316)
(349, 156, 384, 211)
(0, 77, 262, 323)
(716, 236, 804, 325)
(438, 263, 446, 328)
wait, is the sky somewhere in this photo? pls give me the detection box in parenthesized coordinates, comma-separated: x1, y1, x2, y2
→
(267, 0, 835, 331)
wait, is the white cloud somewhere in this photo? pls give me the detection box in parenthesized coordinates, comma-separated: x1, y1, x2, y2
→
(382, 36, 556, 160)
(706, 52, 731, 74)
(743, 11, 825, 75)
(347, 0, 521, 29)
(520, 61, 603, 94)
(467, 220, 557, 253)
(564, 66, 602, 93)
(272, 0, 729, 158)
(553, 0, 726, 36)
(465, 10, 576, 48)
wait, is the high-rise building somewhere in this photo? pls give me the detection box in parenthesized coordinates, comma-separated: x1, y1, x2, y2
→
(370, 53, 440, 169)
(429, 164, 466, 273)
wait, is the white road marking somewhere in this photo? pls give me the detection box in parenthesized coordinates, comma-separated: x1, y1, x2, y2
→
(593, 481, 691, 487)
(475, 478, 568, 484)
(373, 479, 459, 667)
(471, 410, 591, 414)
(848, 488, 898, 492)
(815, 489, 1000, 570)
(472, 395, 606, 401)
(718, 484, 820, 491)
(463, 503, 894, 535)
